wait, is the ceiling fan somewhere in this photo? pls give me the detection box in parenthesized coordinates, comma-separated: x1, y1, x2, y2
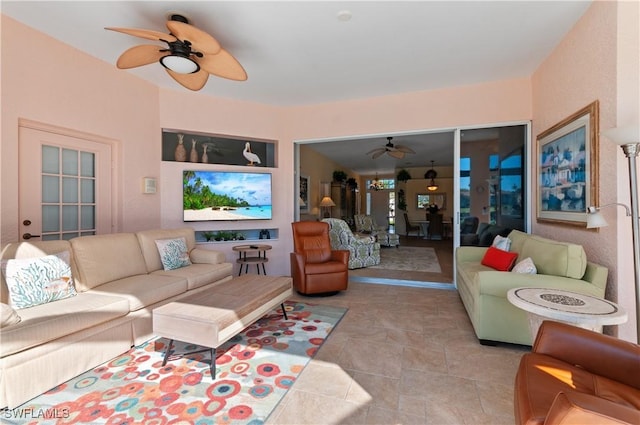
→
(106, 13, 247, 91)
(366, 137, 416, 159)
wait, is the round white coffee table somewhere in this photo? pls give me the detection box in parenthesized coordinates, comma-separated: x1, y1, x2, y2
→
(507, 287, 627, 338)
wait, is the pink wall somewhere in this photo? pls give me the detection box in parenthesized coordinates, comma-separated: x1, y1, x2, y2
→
(1, 15, 161, 242)
(532, 0, 637, 341)
(283, 78, 532, 141)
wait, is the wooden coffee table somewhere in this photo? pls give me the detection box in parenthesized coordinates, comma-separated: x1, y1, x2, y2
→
(152, 274, 292, 378)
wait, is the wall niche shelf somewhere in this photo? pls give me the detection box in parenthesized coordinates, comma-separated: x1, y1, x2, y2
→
(195, 229, 278, 243)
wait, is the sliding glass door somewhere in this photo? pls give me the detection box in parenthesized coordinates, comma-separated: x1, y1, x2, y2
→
(457, 124, 529, 245)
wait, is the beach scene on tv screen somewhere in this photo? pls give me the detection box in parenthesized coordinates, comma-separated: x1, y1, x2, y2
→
(183, 171, 272, 221)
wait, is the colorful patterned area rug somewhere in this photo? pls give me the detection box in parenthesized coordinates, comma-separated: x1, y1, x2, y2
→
(370, 246, 442, 273)
(5, 302, 346, 425)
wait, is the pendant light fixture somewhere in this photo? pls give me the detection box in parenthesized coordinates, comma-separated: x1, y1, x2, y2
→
(426, 161, 439, 191)
(369, 173, 384, 191)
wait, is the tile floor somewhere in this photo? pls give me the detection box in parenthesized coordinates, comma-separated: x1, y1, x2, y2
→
(267, 281, 529, 425)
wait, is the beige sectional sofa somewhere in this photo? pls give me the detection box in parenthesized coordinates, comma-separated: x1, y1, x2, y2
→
(456, 230, 608, 346)
(0, 228, 233, 409)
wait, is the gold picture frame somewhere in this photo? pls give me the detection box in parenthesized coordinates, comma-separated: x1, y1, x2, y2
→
(536, 100, 599, 226)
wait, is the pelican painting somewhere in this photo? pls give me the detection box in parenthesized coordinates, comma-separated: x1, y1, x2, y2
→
(243, 142, 261, 166)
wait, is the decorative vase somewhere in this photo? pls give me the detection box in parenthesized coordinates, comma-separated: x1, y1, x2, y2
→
(174, 134, 187, 162)
(190, 139, 198, 162)
(201, 143, 209, 163)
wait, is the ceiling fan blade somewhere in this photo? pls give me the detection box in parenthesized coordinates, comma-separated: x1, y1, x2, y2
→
(198, 49, 248, 81)
(366, 148, 385, 155)
(165, 69, 209, 91)
(115, 45, 165, 69)
(372, 150, 385, 159)
(388, 150, 405, 159)
(166, 21, 221, 54)
(395, 145, 416, 154)
(105, 27, 177, 43)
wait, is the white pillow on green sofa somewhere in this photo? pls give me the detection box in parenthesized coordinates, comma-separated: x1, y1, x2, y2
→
(492, 235, 511, 251)
(1, 251, 76, 309)
(512, 257, 537, 274)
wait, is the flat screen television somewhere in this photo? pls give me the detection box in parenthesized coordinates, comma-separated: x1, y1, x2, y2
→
(183, 170, 272, 221)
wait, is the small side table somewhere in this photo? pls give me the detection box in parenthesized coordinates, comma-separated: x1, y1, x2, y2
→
(232, 244, 272, 276)
(507, 287, 627, 339)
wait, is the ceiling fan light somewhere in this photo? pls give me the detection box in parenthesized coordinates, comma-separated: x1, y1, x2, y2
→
(427, 179, 439, 191)
(160, 54, 199, 74)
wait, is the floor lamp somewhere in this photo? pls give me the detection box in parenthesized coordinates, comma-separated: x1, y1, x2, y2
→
(588, 125, 640, 343)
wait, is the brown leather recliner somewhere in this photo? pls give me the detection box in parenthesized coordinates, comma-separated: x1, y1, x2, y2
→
(290, 221, 349, 295)
(514, 320, 640, 425)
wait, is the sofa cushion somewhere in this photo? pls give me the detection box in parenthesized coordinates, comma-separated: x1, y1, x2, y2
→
(155, 237, 192, 271)
(2, 251, 77, 309)
(512, 257, 537, 274)
(1, 303, 21, 328)
(481, 246, 518, 271)
(70, 233, 148, 291)
(492, 235, 512, 251)
(519, 236, 587, 279)
(1, 240, 75, 305)
(0, 292, 129, 357)
(87, 274, 188, 311)
(136, 228, 197, 273)
(151, 263, 232, 291)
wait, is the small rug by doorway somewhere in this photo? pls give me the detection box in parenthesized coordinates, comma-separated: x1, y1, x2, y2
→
(6, 302, 346, 425)
(370, 246, 442, 273)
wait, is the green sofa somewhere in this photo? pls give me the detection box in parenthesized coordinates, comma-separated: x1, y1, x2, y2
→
(455, 230, 608, 346)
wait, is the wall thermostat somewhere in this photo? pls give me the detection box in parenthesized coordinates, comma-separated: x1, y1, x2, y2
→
(143, 177, 157, 194)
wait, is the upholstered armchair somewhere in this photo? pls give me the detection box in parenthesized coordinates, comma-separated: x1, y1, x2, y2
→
(290, 221, 349, 295)
(354, 214, 400, 247)
(322, 218, 381, 269)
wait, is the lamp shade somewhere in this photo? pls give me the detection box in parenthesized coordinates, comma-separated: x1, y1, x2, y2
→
(586, 210, 609, 229)
(320, 196, 336, 207)
(160, 55, 200, 74)
(601, 125, 640, 145)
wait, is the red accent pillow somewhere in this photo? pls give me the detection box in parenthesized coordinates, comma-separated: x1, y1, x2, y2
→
(481, 246, 518, 271)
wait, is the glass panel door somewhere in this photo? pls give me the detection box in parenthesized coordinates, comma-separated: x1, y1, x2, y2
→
(19, 125, 113, 241)
(458, 125, 528, 246)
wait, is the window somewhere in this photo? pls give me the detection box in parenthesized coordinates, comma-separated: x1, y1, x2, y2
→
(459, 157, 471, 218)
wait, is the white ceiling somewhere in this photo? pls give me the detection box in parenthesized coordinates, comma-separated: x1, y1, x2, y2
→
(1, 0, 591, 174)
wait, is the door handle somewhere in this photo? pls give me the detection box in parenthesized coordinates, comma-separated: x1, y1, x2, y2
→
(22, 233, 41, 240)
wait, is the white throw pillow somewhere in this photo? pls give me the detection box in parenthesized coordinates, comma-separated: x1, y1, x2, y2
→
(512, 257, 537, 274)
(1, 251, 76, 309)
(492, 235, 511, 251)
(1, 303, 21, 328)
(155, 237, 192, 271)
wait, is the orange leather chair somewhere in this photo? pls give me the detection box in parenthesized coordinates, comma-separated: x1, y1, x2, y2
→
(290, 221, 349, 295)
(515, 320, 640, 425)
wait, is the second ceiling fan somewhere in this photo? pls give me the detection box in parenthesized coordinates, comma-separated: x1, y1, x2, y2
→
(366, 137, 416, 159)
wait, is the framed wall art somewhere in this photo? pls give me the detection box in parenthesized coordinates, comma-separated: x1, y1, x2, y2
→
(536, 100, 599, 226)
(299, 175, 309, 213)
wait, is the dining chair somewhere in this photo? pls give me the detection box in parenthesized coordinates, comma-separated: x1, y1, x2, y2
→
(403, 213, 422, 237)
